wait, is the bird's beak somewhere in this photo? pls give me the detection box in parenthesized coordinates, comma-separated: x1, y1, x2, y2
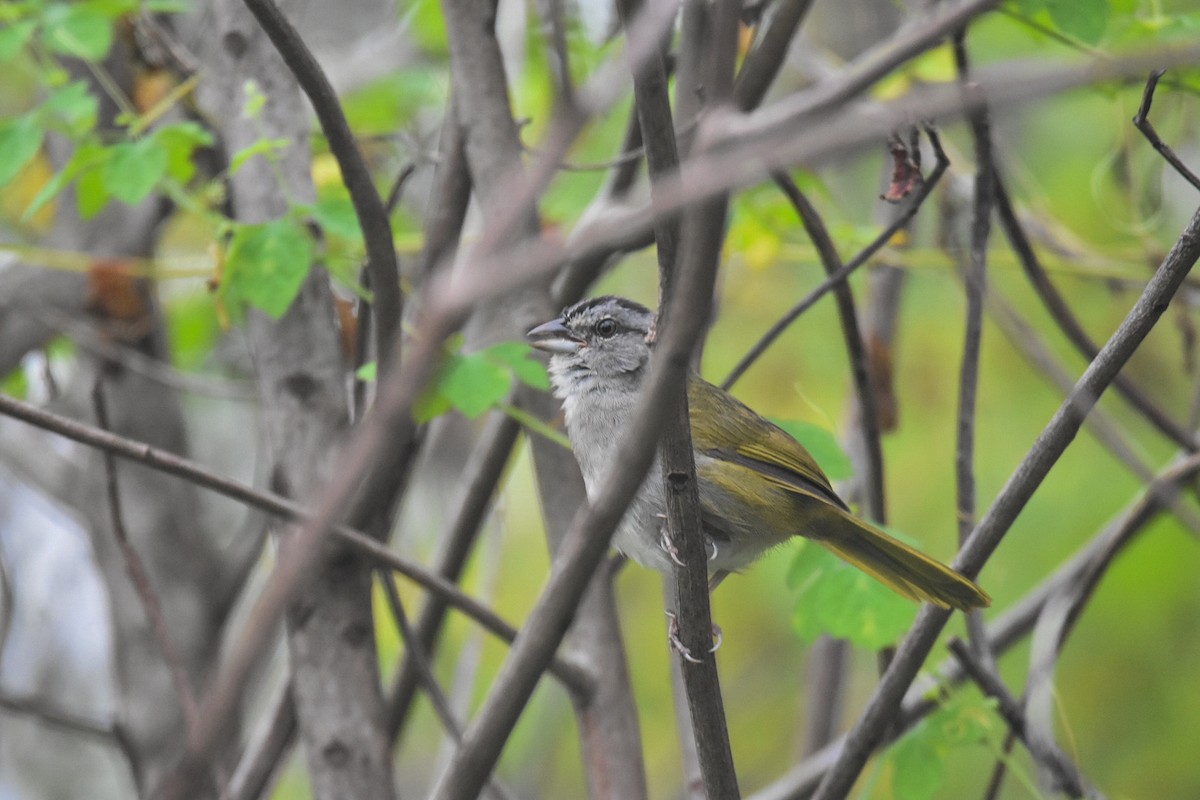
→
(527, 317, 584, 354)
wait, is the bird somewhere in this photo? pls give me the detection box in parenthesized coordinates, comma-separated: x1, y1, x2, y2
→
(527, 295, 990, 611)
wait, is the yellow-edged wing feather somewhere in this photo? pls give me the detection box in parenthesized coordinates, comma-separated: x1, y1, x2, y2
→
(687, 378, 990, 610)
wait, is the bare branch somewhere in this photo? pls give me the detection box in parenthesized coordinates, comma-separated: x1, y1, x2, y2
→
(811, 201, 1200, 800)
(733, 0, 815, 112)
(238, 0, 401, 371)
(993, 173, 1198, 450)
(90, 378, 206, 773)
(771, 171, 886, 520)
(723, 127, 949, 390)
(946, 639, 1089, 797)
(1132, 68, 1200, 193)
(951, 32, 996, 664)
(227, 681, 295, 800)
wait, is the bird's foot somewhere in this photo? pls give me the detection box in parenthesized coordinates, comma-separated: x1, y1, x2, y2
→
(657, 517, 686, 567)
(665, 611, 723, 663)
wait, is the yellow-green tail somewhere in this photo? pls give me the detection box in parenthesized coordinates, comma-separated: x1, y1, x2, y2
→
(814, 510, 990, 611)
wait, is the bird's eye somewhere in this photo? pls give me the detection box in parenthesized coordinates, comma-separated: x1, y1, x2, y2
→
(595, 318, 618, 338)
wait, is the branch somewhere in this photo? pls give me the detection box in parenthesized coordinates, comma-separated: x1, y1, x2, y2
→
(993, 173, 1198, 450)
(751, 443, 1200, 800)
(227, 681, 295, 800)
(733, 0, 815, 112)
(420, 39, 1200, 328)
(951, 31, 996, 662)
(385, 415, 525, 742)
(91, 378, 207, 776)
(984, 285, 1200, 536)
(723, 127, 949, 390)
(771, 171, 886, 520)
(1132, 68, 1200, 193)
(811, 199, 1200, 800)
(238, 0, 400, 372)
(946, 639, 1089, 797)
(425, 135, 728, 800)
(377, 574, 516, 800)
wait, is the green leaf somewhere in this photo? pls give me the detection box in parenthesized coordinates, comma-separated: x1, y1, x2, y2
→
(167, 293, 221, 370)
(154, 121, 214, 184)
(102, 137, 168, 205)
(241, 79, 267, 118)
(3, 365, 30, 400)
(481, 341, 550, 390)
(0, 115, 43, 188)
(141, 0, 189, 11)
(355, 361, 377, 382)
(76, 164, 110, 218)
(438, 353, 513, 419)
(223, 218, 314, 319)
(408, 0, 448, 55)
(42, 4, 114, 60)
(341, 67, 445, 134)
(80, 0, 138, 17)
(886, 691, 1000, 800)
(1045, 0, 1110, 42)
(311, 194, 363, 241)
(414, 340, 547, 423)
(0, 19, 37, 61)
(23, 138, 108, 219)
(773, 420, 853, 481)
(229, 137, 290, 176)
(786, 538, 917, 649)
(40, 81, 99, 137)
(414, 388, 451, 423)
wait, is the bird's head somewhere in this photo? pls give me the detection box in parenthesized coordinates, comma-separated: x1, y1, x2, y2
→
(527, 296, 655, 389)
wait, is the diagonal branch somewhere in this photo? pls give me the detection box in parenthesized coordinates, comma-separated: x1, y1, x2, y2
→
(993, 173, 1197, 450)
(1132, 68, 1200, 193)
(946, 638, 1089, 797)
(812, 201, 1200, 800)
(724, 127, 949, 390)
(238, 0, 400, 371)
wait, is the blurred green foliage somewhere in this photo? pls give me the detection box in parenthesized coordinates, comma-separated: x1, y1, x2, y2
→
(3, 0, 1200, 797)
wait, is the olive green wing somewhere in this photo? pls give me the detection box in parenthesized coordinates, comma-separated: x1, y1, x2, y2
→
(687, 377, 848, 511)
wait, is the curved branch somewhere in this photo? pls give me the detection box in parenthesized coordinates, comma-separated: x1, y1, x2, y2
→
(238, 0, 401, 372)
(811, 198, 1200, 800)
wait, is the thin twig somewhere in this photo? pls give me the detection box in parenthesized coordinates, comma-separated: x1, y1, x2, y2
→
(993, 173, 1198, 450)
(385, 415, 525, 743)
(985, 285, 1200, 536)
(951, 30, 996, 664)
(238, 0, 401, 373)
(227, 680, 295, 800)
(811, 199, 1200, 800)
(1132, 68, 1200, 193)
(771, 170, 887, 520)
(0, 690, 119, 743)
(0, 389, 587, 694)
(946, 638, 1088, 797)
(425, 98, 730, 800)
(733, 0, 816, 112)
(377, 573, 516, 800)
(615, 0, 740, 795)
(91, 378, 205, 764)
(723, 126, 949, 390)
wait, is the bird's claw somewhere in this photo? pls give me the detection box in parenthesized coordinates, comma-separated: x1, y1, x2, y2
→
(658, 520, 686, 567)
(666, 611, 723, 663)
(708, 539, 719, 562)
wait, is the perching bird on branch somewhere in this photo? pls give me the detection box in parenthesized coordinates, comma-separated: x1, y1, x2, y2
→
(528, 295, 989, 611)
